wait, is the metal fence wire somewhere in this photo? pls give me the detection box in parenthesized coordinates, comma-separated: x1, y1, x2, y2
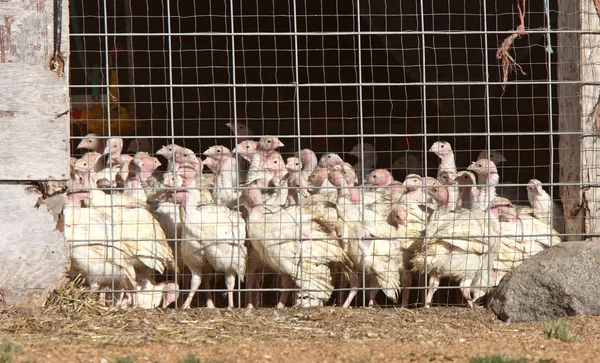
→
(64, 0, 587, 309)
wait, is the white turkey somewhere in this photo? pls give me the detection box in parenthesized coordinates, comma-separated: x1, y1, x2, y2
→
(411, 184, 501, 308)
(467, 158, 499, 211)
(244, 137, 284, 188)
(526, 179, 564, 234)
(296, 148, 318, 182)
(77, 133, 105, 154)
(327, 170, 411, 307)
(74, 159, 177, 306)
(203, 145, 239, 207)
(242, 183, 352, 308)
(63, 186, 136, 306)
(429, 141, 457, 179)
(165, 165, 247, 309)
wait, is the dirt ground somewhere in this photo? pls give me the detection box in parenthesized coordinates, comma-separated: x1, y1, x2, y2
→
(1, 304, 599, 363)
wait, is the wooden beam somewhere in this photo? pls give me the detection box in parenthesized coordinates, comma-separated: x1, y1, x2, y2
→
(557, 0, 584, 240)
(558, 0, 600, 240)
(580, 0, 600, 237)
(0, 0, 70, 181)
(0, 0, 70, 303)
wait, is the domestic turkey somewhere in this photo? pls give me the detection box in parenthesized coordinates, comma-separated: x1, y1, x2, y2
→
(429, 141, 457, 180)
(242, 184, 352, 308)
(327, 170, 411, 307)
(165, 166, 247, 308)
(412, 184, 501, 308)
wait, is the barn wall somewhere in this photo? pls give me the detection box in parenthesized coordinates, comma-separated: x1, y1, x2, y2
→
(0, 0, 70, 303)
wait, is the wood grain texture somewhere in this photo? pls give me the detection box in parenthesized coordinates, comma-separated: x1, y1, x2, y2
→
(0, 0, 69, 181)
(558, 0, 600, 240)
(557, 0, 585, 240)
(0, 184, 68, 303)
(580, 0, 600, 237)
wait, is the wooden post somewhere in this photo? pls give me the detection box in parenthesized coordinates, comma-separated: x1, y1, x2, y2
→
(580, 1, 600, 237)
(558, 0, 600, 240)
(0, 0, 70, 303)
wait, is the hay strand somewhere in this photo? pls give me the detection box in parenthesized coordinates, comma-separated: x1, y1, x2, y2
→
(43, 275, 120, 315)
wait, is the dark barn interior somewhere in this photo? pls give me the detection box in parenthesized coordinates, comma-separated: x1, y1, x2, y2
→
(69, 0, 561, 306)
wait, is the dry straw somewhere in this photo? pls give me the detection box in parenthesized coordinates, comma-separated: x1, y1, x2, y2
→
(43, 275, 121, 316)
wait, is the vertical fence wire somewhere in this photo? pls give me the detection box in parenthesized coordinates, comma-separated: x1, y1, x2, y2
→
(101, 0, 117, 299)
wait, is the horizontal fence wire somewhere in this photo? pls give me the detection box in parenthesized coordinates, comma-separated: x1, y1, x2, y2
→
(61, 0, 596, 309)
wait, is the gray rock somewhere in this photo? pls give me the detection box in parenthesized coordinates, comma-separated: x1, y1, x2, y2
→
(488, 241, 600, 322)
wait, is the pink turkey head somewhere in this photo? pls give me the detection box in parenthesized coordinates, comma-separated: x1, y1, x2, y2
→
(366, 169, 393, 186)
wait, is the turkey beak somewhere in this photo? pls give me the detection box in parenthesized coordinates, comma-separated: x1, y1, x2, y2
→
(76, 139, 88, 149)
(428, 145, 436, 153)
(466, 162, 476, 171)
(278, 140, 285, 148)
(156, 147, 167, 157)
(202, 149, 212, 156)
(499, 155, 508, 163)
(102, 145, 111, 155)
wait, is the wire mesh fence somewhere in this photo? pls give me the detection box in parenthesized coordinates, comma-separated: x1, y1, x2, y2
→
(63, 0, 589, 309)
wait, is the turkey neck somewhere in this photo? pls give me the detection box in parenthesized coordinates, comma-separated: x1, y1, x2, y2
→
(437, 153, 457, 177)
(445, 187, 457, 212)
(528, 190, 550, 215)
(138, 168, 154, 183)
(79, 170, 93, 188)
(428, 192, 453, 224)
(245, 188, 269, 223)
(265, 177, 289, 206)
(475, 172, 499, 211)
(459, 184, 477, 210)
(215, 157, 236, 187)
(246, 153, 267, 182)
(300, 151, 317, 176)
(175, 188, 202, 218)
(194, 161, 203, 185)
(126, 172, 141, 190)
(529, 191, 555, 227)
(334, 186, 354, 220)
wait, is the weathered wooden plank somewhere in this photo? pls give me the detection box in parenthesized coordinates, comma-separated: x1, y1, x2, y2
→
(557, 0, 585, 240)
(0, 184, 68, 304)
(0, 0, 69, 181)
(558, 0, 600, 240)
(0, 64, 70, 180)
(580, 0, 600, 237)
